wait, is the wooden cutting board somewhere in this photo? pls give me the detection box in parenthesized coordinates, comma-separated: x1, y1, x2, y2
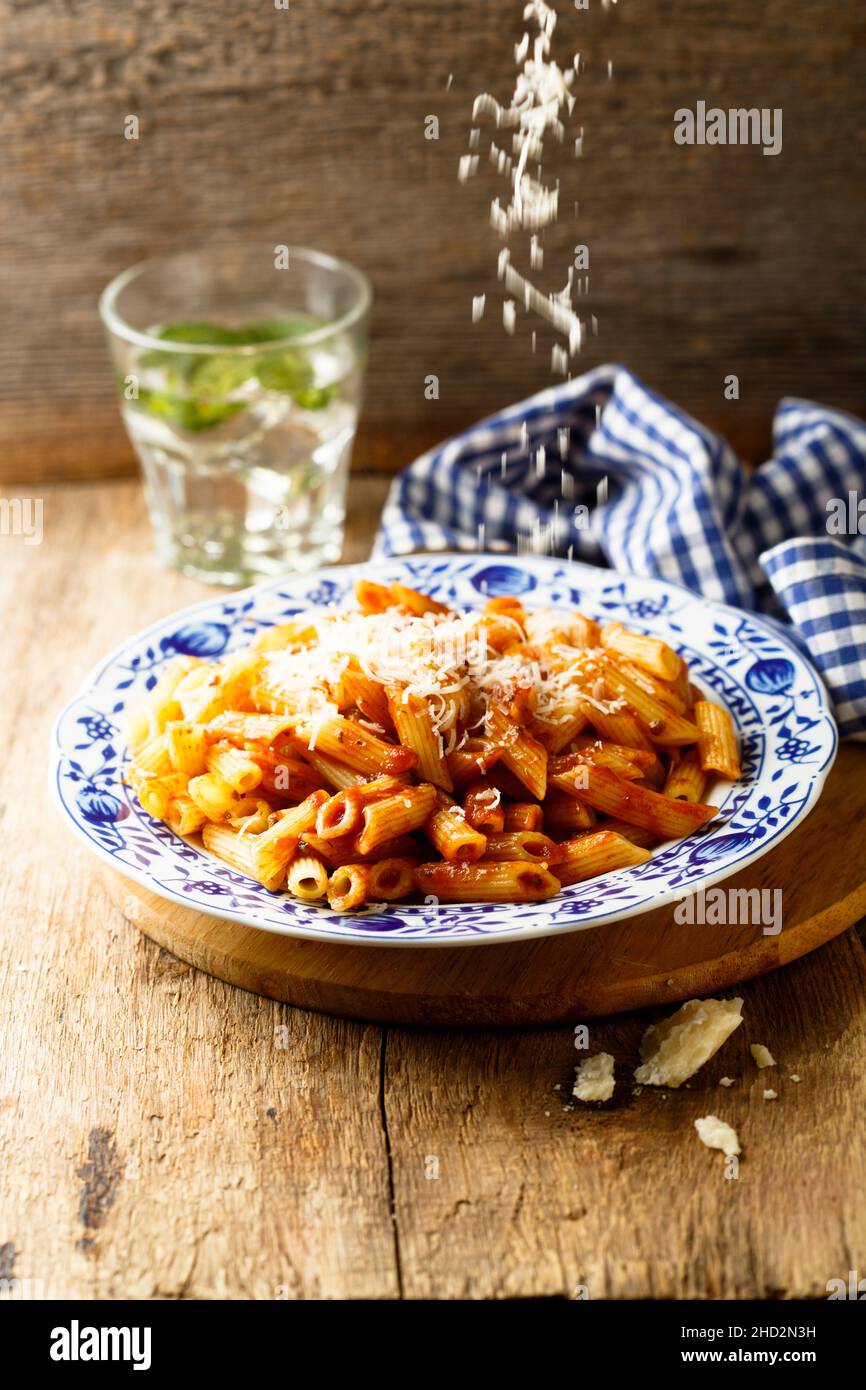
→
(101, 744, 866, 1027)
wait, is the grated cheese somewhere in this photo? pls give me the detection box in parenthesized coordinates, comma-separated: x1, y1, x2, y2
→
(461, 0, 590, 356)
(750, 1043, 775, 1070)
(262, 604, 622, 735)
(635, 997, 744, 1089)
(694, 1115, 741, 1158)
(573, 1052, 615, 1103)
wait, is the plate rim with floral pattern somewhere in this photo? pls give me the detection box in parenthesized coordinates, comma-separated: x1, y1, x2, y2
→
(51, 553, 838, 949)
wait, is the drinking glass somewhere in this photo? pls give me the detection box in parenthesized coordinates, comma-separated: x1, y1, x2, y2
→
(99, 245, 371, 585)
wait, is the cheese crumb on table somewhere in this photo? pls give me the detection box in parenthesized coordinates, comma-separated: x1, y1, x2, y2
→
(719, 1076, 735, 1087)
(694, 1115, 741, 1157)
(789, 1074, 801, 1082)
(634, 998, 744, 1088)
(763, 1088, 778, 1101)
(750, 1043, 776, 1069)
(573, 1052, 616, 1103)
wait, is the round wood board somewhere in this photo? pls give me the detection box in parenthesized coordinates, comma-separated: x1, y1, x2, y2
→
(101, 745, 866, 1027)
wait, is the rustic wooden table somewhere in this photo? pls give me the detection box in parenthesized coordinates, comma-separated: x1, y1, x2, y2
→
(2, 475, 864, 1300)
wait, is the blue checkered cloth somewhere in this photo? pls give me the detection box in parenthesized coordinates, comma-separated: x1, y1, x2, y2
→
(374, 364, 866, 740)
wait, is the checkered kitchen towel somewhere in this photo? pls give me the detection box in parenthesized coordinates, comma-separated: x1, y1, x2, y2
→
(374, 364, 866, 739)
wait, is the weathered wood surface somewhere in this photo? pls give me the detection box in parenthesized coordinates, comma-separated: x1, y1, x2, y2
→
(1, 476, 864, 1299)
(1, 0, 864, 485)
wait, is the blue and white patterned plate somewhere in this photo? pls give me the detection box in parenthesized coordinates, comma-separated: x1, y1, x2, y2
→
(51, 554, 838, 948)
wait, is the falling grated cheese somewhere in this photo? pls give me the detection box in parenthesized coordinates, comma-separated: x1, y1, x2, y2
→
(634, 997, 744, 1089)
(573, 1052, 615, 1102)
(694, 1115, 741, 1158)
(461, 0, 592, 353)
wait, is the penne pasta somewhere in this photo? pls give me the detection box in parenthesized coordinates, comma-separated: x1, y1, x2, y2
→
(336, 664, 392, 728)
(463, 782, 506, 834)
(354, 580, 395, 614)
(601, 622, 680, 682)
(446, 740, 493, 786)
(386, 686, 453, 790)
(202, 823, 284, 892)
(557, 762, 717, 838)
(286, 853, 329, 901)
(541, 792, 596, 834)
(206, 711, 299, 745)
(205, 742, 263, 794)
(249, 747, 324, 802)
(166, 795, 208, 837)
(503, 802, 544, 832)
(663, 746, 708, 802)
(250, 619, 318, 653)
(228, 799, 273, 834)
(484, 704, 548, 799)
(694, 700, 741, 780)
(424, 788, 488, 863)
(355, 783, 438, 856)
(327, 863, 375, 911)
(556, 831, 652, 885)
(601, 664, 700, 745)
(315, 775, 408, 839)
(366, 856, 419, 901)
(414, 860, 560, 903)
(389, 582, 449, 616)
(165, 722, 208, 777)
(552, 744, 643, 782)
(126, 580, 741, 911)
(300, 831, 421, 868)
(481, 831, 560, 863)
(187, 772, 238, 820)
(132, 733, 172, 778)
(297, 713, 418, 777)
(298, 747, 369, 790)
(597, 818, 660, 849)
(248, 790, 329, 884)
(532, 708, 591, 754)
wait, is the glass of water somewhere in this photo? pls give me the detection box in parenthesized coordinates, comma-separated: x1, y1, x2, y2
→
(99, 245, 371, 585)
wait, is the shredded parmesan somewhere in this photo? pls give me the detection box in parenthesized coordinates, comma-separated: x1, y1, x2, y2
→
(262, 605, 623, 734)
(573, 1052, 615, 1103)
(750, 1043, 776, 1070)
(694, 1115, 741, 1158)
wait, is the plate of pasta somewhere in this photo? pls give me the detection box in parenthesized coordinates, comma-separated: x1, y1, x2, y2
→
(51, 554, 837, 946)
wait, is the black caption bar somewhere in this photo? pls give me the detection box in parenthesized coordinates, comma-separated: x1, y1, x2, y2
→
(4, 1297, 860, 1375)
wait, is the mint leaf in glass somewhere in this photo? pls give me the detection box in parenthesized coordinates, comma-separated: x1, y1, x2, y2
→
(133, 318, 335, 430)
(136, 387, 246, 432)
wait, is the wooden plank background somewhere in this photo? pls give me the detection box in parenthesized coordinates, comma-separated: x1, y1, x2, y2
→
(1, 0, 864, 485)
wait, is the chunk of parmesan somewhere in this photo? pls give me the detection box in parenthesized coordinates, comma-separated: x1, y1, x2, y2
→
(719, 1076, 735, 1087)
(573, 1052, 615, 1103)
(750, 1043, 775, 1069)
(763, 1088, 778, 1101)
(634, 997, 743, 1089)
(694, 1114, 740, 1158)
